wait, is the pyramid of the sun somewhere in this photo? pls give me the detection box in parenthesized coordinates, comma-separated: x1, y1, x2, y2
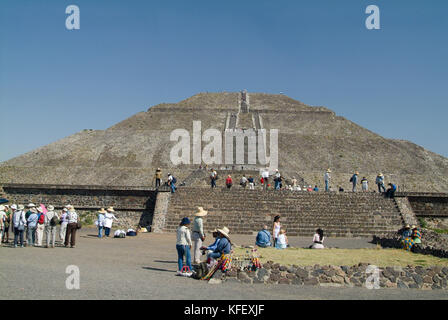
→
(1, 91, 447, 192)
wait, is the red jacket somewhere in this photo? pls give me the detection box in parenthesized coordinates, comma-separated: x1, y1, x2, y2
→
(226, 177, 233, 185)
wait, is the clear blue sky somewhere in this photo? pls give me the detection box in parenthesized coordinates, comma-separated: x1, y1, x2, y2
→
(1, 0, 447, 162)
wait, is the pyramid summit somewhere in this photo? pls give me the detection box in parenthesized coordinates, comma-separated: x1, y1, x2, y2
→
(1, 91, 447, 192)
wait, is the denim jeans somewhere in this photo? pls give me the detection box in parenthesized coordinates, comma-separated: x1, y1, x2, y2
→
(211, 179, 216, 188)
(170, 183, 176, 193)
(325, 180, 329, 191)
(14, 228, 24, 246)
(207, 252, 222, 260)
(176, 244, 192, 271)
(27, 226, 37, 246)
(378, 183, 386, 193)
(98, 226, 104, 238)
(275, 180, 280, 190)
(104, 227, 111, 237)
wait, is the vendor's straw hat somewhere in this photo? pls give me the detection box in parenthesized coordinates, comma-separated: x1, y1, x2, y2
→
(327, 169, 331, 172)
(98, 208, 107, 214)
(195, 207, 208, 217)
(378, 173, 384, 176)
(411, 225, 417, 229)
(106, 207, 115, 212)
(405, 224, 410, 228)
(217, 226, 230, 240)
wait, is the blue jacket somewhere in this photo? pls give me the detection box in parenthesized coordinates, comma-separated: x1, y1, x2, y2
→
(214, 237, 231, 254)
(206, 238, 221, 251)
(27, 213, 38, 228)
(256, 229, 271, 247)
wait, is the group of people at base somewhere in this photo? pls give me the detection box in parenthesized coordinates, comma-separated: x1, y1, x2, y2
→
(255, 215, 325, 249)
(400, 224, 422, 252)
(175, 207, 232, 277)
(0, 203, 80, 248)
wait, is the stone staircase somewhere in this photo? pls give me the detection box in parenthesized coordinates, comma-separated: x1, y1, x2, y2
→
(163, 188, 404, 237)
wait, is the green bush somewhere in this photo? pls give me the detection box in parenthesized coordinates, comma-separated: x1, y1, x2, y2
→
(418, 217, 427, 229)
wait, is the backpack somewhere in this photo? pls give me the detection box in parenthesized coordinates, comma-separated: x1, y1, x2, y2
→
(172, 177, 177, 184)
(50, 216, 59, 227)
(38, 213, 45, 225)
(349, 177, 353, 183)
(191, 262, 209, 280)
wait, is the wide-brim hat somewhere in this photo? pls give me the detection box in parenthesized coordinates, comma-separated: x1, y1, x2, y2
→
(195, 206, 208, 217)
(18, 205, 25, 210)
(27, 203, 36, 208)
(63, 208, 68, 212)
(411, 225, 416, 229)
(98, 208, 107, 214)
(66, 205, 75, 212)
(47, 205, 55, 211)
(0, 205, 5, 211)
(217, 226, 230, 240)
(355, 171, 359, 175)
(106, 207, 115, 212)
(37, 207, 43, 213)
(378, 173, 383, 176)
(327, 169, 331, 173)
(405, 224, 410, 229)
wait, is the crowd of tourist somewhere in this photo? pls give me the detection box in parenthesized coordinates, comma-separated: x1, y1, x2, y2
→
(0, 203, 80, 248)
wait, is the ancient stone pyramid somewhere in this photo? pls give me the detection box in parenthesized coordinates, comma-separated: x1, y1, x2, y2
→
(1, 92, 447, 192)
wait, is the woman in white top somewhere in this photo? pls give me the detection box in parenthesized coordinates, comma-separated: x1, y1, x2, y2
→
(103, 207, 118, 237)
(272, 215, 281, 247)
(275, 229, 288, 249)
(310, 228, 325, 249)
(176, 217, 193, 276)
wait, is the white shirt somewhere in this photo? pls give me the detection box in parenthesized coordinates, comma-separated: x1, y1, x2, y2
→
(277, 234, 287, 245)
(45, 211, 59, 226)
(262, 170, 269, 178)
(0, 211, 6, 227)
(324, 172, 331, 181)
(177, 225, 192, 246)
(104, 212, 117, 228)
(68, 211, 78, 224)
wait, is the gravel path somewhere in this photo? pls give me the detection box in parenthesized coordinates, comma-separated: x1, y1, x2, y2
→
(0, 229, 447, 300)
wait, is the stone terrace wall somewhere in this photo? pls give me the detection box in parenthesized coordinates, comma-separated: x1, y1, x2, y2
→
(1, 184, 160, 229)
(164, 188, 404, 237)
(405, 194, 448, 218)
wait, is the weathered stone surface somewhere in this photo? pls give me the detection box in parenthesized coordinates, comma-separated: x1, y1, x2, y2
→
(303, 278, 319, 286)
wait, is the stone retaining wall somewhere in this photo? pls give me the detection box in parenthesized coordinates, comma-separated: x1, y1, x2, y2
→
(211, 262, 448, 290)
(1, 184, 159, 229)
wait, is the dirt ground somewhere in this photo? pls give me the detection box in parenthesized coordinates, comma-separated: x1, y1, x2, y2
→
(0, 228, 447, 300)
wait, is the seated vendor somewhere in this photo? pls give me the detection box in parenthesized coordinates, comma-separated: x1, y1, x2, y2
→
(207, 227, 231, 260)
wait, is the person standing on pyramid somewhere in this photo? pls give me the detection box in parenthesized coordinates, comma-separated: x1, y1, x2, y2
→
(154, 168, 162, 189)
(376, 173, 386, 193)
(350, 171, 359, 192)
(324, 169, 331, 192)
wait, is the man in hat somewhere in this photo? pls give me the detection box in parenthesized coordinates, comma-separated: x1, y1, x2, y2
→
(103, 207, 118, 237)
(154, 168, 162, 189)
(3, 204, 17, 243)
(210, 169, 217, 188)
(65, 205, 79, 248)
(26, 206, 39, 247)
(200, 229, 221, 256)
(207, 227, 231, 260)
(274, 169, 282, 190)
(192, 207, 207, 264)
(59, 207, 69, 242)
(13, 205, 26, 248)
(350, 172, 359, 192)
(97, 208, 107, 238)
(44, 205, 59, 248)
(35, 206, 46, 247)
(376, 173, 386, 193)
(324, 169, 331, 192)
